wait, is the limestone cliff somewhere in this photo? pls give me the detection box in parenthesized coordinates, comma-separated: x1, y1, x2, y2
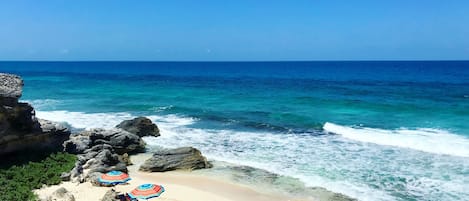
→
(0, 73, 70, 155)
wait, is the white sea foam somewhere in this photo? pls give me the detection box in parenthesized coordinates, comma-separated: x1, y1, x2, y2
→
(35, 111, 134, 129)
(143, 119, 397, 201)
(35, 111, 196, 130)
(150, 105, 174, 112)
(323, 122, 469, 157)
(147, 114, 197, 127)
(143, 117, 469, 201)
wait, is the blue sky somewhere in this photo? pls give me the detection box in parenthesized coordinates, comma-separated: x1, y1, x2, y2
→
(0, 1, 468, 61)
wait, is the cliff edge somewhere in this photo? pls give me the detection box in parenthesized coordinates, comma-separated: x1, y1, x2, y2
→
(0, 73, 70, 155)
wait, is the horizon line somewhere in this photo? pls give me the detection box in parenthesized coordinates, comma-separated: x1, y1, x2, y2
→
(0, 60, 468, 62)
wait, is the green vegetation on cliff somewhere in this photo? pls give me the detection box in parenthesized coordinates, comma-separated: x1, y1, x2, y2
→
(0, 151, 76, 201)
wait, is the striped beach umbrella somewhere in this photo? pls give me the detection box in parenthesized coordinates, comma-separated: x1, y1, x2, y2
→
(128, 184, 165, 200)
(98, 170, 131, 185)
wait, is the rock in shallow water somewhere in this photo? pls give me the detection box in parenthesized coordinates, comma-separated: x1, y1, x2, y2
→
(139, 147, 212, 172)
(116, 116, 160, 137)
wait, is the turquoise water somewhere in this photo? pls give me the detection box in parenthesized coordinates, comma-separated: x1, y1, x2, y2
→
(1, 61, 469, 200)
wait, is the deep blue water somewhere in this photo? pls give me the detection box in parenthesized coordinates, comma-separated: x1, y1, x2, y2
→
(2, 61, 469, 82)
(1, 61, 469, 201)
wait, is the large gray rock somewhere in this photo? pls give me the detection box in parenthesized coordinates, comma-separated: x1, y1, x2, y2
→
(0, 118, 71, 154)
(82, 146, 127, 174)
(45, 187, 75, 201)
(39, 119, 70, 135)
(139, 147, 212, 172)
(89, 128, 146, 154)
(0, 73, 23, 107)
(64, 128, 145, 155)
(69, 143, 128, 183)
(116, 117, 160, 137)
(0, 73, 70, 155)
(63, 127, 144, 182)
(62, 118, 157, 182)
(0, 102, 41, 136)
(63, 135, 91, 154)
(101, 189, 119, 201)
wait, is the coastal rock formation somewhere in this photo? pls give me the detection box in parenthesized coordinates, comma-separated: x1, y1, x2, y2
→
(0, 73, 23, 107)
(66, 139, 129, 182)
(89, 128, 146, 154)
(64, 128, 146, 155)
(81, 144, 127, 172)
(116, 116, 160, 137)
(0, 73, 70, 155)
(139, 147, 212, 172)
(64, 119, 158, 182)
(63, 135, 91, 154)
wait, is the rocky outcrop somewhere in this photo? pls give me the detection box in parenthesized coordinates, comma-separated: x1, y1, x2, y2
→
(0, 73, 23, 107)
(81, 144, 127, 173)
(66, 139, 129, 182)
(63, 134, 91, 154)
(89, 128, 146, 154)
(64, 119, 159, 182)
(116, 117, 160, 137)
(139, 147, 212, 172)
(0, 73, 70, 155)
(64, 128, 146, 155)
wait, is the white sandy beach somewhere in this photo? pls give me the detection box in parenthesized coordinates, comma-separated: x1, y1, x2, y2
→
(35, 154, 306, 201)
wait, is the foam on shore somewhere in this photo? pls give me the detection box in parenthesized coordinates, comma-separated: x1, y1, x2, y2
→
(323, 122, 469, 157)
(36, 110, 132, 130)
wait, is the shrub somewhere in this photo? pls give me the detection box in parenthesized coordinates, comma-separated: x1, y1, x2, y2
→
(0, 152, 76, 201)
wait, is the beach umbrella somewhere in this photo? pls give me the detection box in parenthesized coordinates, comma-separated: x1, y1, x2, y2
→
(98, 170, 131, 185)
(128, 184, 165, 200)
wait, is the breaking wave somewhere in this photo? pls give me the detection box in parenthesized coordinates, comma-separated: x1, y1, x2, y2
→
(323, 122, 469, 157)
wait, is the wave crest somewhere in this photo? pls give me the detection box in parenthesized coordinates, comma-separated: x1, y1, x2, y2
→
(323, 122, 469, 157)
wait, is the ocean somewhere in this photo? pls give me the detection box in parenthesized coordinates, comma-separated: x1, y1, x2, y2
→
(1, 61, 468, 201)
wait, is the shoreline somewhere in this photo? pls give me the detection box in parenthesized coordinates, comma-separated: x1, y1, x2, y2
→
(35, 153, 307, 201)
(0, 72, 353, 201)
